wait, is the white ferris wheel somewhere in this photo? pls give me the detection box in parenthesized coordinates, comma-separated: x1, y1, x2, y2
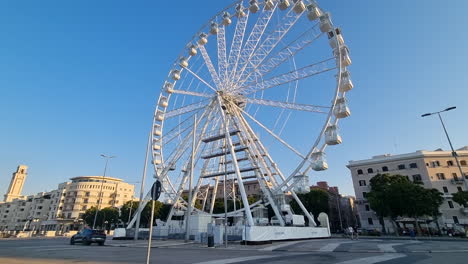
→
(150, 0, 352, 227)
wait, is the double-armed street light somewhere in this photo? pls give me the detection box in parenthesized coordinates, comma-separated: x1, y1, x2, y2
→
(92, 154, 117, 229)
(421, 106, 468, 191)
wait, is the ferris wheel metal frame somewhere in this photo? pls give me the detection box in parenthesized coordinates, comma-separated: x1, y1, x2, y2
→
(128, 0, 353, 229)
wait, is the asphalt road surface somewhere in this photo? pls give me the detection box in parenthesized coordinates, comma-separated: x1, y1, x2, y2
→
(0, 237, 467, 264)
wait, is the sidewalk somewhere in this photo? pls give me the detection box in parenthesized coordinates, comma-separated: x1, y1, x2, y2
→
(106, 239, 195, 248)
(331, 234, 468, 242)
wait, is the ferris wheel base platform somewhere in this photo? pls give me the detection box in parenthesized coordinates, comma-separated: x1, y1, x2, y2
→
(243, 226, 330, 242)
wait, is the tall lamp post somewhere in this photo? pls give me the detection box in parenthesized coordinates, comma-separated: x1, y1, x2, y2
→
(93, 154, 116, 229)
(421, 106, 468, 190)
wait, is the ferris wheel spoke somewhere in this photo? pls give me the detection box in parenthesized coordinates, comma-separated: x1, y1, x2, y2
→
(232, 6, 303, 89)
(184, 67, 218, 93)
(165, 99, 211, 119)
(171, 88, 212, 98)
(230, 3, 277, 86)
(226, 11, 249, 87)
(245, 98, 329, 114)
(239, 24, 323, 88)
(231, 102, 306, 159)
(241, 58, 337, 95)
(198, 45, 222, 89)
(217, 25, 228, 87)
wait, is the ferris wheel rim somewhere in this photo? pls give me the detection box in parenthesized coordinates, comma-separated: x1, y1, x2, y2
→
(150, 0, 352, 216)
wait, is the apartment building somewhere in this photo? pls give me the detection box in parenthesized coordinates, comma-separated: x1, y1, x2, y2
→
(1, 170, 135, 233)
(347, 147, 468, 232)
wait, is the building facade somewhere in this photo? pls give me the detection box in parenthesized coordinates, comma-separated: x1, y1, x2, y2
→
(347, 147, 468, 233)
(1, 172, 135, 234)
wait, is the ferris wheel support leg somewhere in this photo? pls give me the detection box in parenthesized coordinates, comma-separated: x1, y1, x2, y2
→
(231, 111, 285, 227)
(218, 100, 254, 226)
(209, 176, 220, 214)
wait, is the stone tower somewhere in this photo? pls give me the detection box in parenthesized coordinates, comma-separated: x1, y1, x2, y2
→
(4, 165, 28, 202)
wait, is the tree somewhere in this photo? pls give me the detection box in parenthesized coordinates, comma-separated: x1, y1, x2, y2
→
(367, 174, 443, 235)
(290, 189, 329, 225)
(452, 191, 468, 207)
(82, 206, 119, 230)
(119, 201, 164, 227)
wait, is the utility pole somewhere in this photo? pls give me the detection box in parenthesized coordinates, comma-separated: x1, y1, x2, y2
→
(93, 154, 116, 229)
(422, 107, 468, 190)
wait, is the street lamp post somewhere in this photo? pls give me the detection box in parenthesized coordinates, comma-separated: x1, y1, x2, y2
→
(421, 106, 468, 190)
(92, 154, 116, 229)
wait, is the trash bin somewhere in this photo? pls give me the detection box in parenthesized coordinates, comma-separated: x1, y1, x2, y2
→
(207, 235, 214, 247)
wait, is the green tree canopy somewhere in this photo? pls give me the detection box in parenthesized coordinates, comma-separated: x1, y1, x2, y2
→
(367, 174, 443, 234)
(290, 189, 329, 224)
(452, 191, 468, 207)
(82, 206, 119, 229)
(119, 201, 165, 227)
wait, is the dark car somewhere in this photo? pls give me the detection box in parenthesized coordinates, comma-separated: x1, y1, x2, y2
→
(70, 229, 106, 246)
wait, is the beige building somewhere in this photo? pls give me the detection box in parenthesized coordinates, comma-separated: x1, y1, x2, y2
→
(1, 168, 135, 234)
(347, 147, 468, 232)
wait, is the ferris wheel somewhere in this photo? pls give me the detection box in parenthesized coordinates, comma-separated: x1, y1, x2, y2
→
(150, 0, 352, 227)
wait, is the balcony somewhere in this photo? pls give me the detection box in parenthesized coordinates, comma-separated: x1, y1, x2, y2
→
(451, 179, 464, 185)
(442, 193, 453, 199)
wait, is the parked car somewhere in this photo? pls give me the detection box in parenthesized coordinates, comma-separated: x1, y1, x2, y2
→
(70, 229, 106, 246)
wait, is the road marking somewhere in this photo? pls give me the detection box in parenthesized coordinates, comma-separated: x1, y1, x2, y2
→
(259, 241, 305, 251)
(319, 241, 356, 252)
(193, 255, 279, 264)
(34, 247, 86, 251)
(335, 253, 406, 264)
(378, 243, 402, 253)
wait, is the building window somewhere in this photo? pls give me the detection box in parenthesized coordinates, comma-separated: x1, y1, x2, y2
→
(447, 161, 454, 166)
(436, 173, 446, 180)
(357, 169, 363, 175)
(453, 216, 459, 224)
(457, 187, 463, 192)
(83, 199, 88, 204)
(443, 186, 449, 193)
(461, 160, 467, 166)
(382, 166, 388, 172)
(85, 192, 90, 197)
(359, 180, 366, 186)
(431, 161, 441, 167)
(367, 168, 373, 173)
(398, 164, 406, 170)
(448, 201, 454, 208)
(82, 206, 87, 211)
(363, 192, 368, 198)
(409, 163, 418, 168)
(367, 218, 374, 225)
(412, 174, 422, 183)
(365, 205, 370, 211)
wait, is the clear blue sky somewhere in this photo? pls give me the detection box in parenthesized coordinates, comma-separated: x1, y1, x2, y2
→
(1, 0, 468, 197)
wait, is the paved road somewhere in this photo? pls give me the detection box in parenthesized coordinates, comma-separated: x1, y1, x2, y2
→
(0, 237, 467, 263)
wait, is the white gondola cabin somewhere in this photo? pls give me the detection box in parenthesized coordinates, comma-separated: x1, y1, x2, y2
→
(171, 69, 181, 81)
(155, 110, 165, 121)
(164, 82, 174, 94)
(279, 0, 290, 10)
(333, 97, 351, 118)
(153, 124, 162, 136)
(188, 44, 197, 56)
(311, 152, 328, 171)
(339, 71, 353, 92)
(325, 125, 342, 145)
(159, 96, 169, 107)
(319, 13, 333, 33)
(292, 0, 306, 14)
(264, 0, 274, 10)
(179, 57, 188, 68)
(249, 0, 259, 13)
(328, 28, 344, 50)
(236, 4, 246, 17)
(209, 22, 218, 35)
(307, 3, 321, 21)
(198, 33, 208, 45)
(334, 45, 352, 67)
(222, 12, 232, 26)
(153, 140, 162, 150)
